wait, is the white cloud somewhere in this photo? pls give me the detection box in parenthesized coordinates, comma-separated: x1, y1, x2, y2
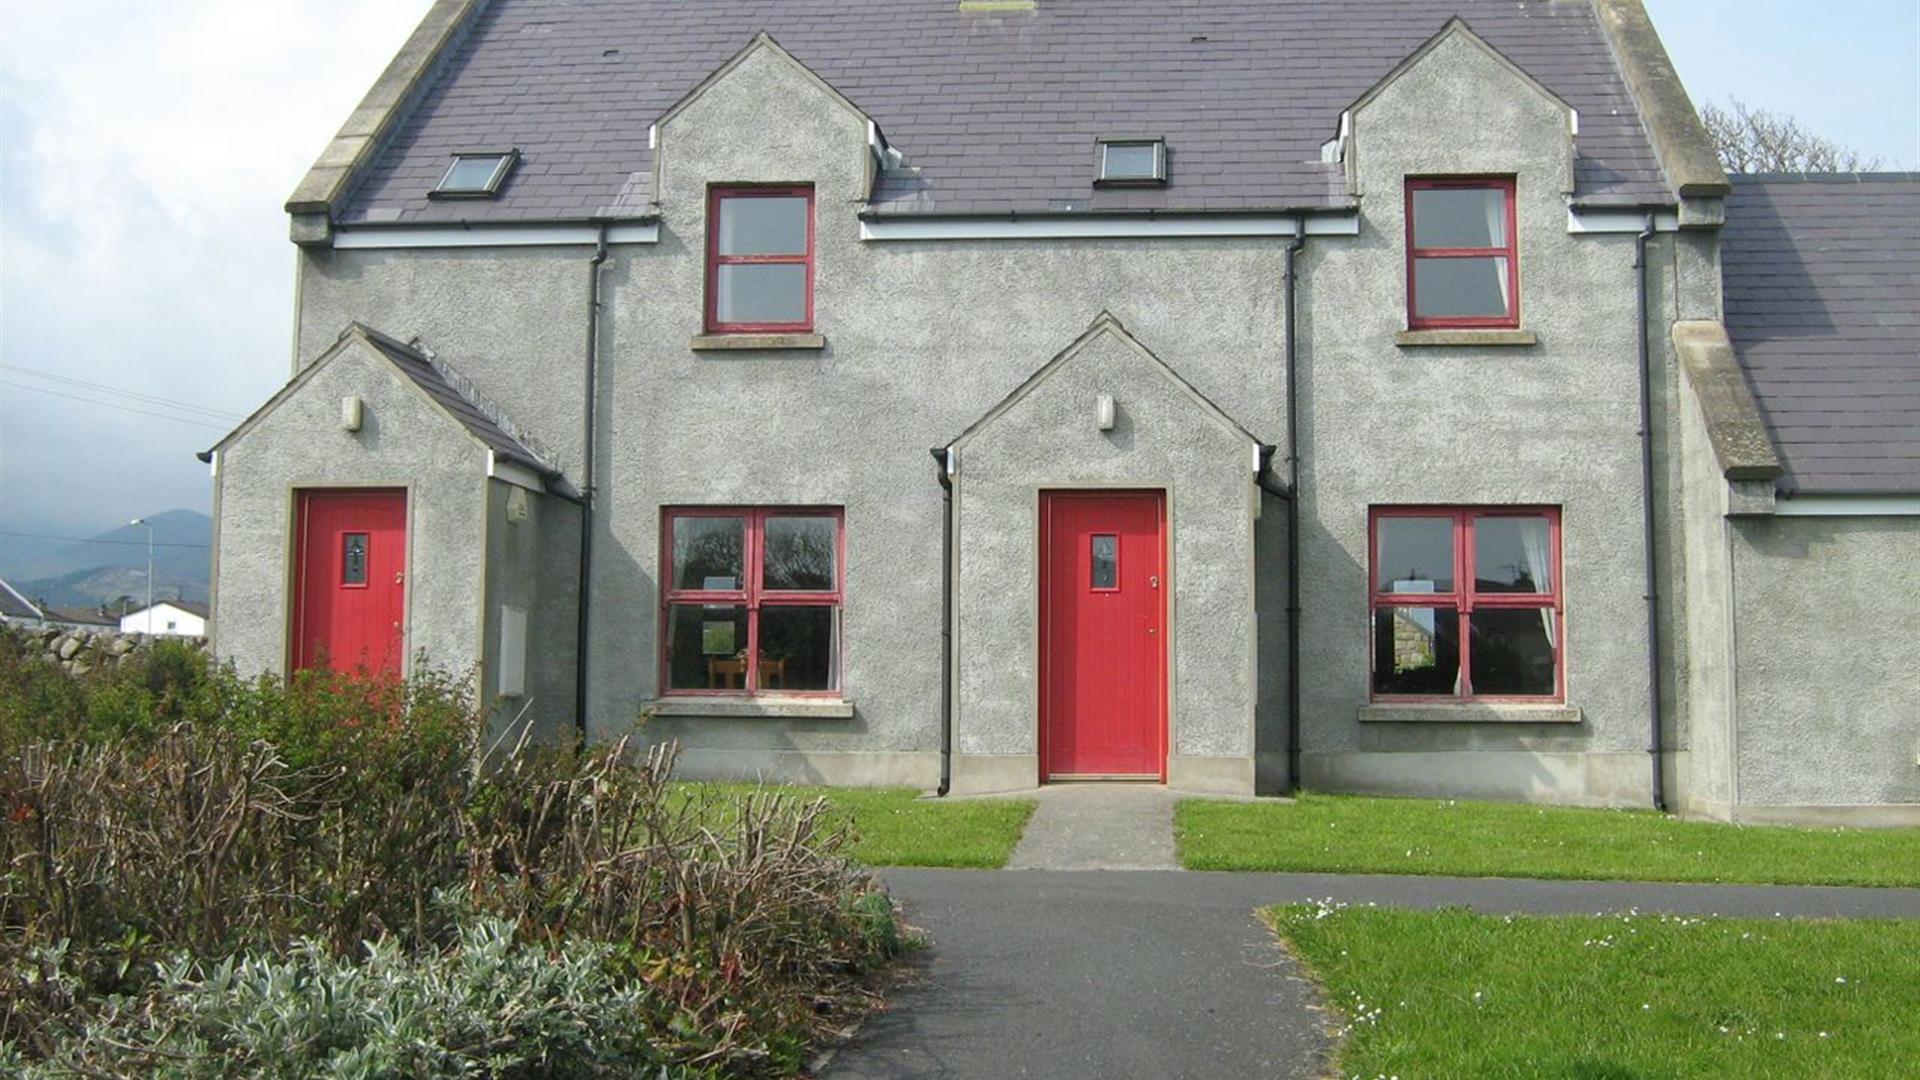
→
(0, 0, 433, 535)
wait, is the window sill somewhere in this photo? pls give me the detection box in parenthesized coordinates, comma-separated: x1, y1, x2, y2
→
(690, 333, 826, 352)
(1395, 328, 1538, 348)
(647, 696, 854, 720)
(1358, 702, 1582, 724)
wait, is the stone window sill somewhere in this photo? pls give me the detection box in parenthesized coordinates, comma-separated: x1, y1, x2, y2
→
(1358, 702, 1582, 724)
(1395, 328, 1539, 348)
(647, 695, 854, 720)
(689, 332, 826, 352)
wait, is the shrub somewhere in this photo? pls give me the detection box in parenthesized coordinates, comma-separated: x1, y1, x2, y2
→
(8, 916, 669, 1078)
(0, 638, 904, 1076)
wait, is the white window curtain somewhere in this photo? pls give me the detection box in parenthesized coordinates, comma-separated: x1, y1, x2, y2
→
(1516, 517, 1555, 647)
(1485, 191, 1510, 309)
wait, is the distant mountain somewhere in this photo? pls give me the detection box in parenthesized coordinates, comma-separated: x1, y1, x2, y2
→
(5, 509, 211, 609)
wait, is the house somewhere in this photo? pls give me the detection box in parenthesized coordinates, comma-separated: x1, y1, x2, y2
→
(119, 600, 209, 637)
(0, 577, 46, 628)
(202, 0, 1918, 824)
(43, 606, 119, 633)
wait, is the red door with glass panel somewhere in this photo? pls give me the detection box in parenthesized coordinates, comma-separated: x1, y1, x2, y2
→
(292, 490, 407, 676)
(1040, 491, 1166, 780)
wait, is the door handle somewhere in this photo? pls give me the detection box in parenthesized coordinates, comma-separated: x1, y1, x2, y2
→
(395, 571, 405, 584)
(1147, 626, 1157, 636)
(1149, 575, 1159, 589)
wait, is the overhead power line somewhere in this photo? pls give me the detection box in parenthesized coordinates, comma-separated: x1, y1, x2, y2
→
(0, 363, 247, 422)
(0, 530, 211, 550)
(0, 378, 233, 431)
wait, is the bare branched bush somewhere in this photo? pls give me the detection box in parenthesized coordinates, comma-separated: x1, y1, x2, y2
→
(1701, 98, 1883, 174)
(0, 637, 901, 1075)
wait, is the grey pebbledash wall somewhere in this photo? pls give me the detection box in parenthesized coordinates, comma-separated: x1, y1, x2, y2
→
(276, 30, 1715, 801)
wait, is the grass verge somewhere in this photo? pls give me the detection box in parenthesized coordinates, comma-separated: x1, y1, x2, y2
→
(1177, 794, 1920, 886)
(1266, 903, 1920, 1078)
(681, 784, 1036, 868)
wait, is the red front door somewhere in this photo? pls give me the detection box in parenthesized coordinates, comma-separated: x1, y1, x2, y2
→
(1040, 491, 1167, 780)
(292, 489, 407, 676)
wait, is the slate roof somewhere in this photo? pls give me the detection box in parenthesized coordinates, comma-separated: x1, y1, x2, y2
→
(0, 577, 44, 622)
(354, 326, 563, 479)
(1721, 174, 1920, 496)
(338, 0, 1671, 225)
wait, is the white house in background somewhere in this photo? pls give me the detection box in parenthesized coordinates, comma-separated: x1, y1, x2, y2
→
(120, 600, 208, 637)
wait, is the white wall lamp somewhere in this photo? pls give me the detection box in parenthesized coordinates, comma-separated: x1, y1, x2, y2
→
(342, 396, 364, 432)
(1096, 394, 1116, 431)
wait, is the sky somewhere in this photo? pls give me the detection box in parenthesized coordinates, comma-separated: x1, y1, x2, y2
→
(1, 0, 1915, 542)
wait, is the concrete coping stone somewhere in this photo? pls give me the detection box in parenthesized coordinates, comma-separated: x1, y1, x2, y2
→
(1671, 319, 1784, 483)
(690, 333, 827, 352)
(1395, 328, 1540, 348)
(1359, 702, 1584, 724)
(644, 695, 855, 720)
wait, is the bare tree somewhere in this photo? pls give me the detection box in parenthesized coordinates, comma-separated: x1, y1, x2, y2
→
(1700, 98, 1883, 174)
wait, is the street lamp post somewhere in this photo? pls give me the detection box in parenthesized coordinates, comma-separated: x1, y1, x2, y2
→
(130, 518, 153, 634)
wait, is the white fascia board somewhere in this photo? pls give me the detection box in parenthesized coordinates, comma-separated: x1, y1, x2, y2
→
(487, 453, 548, 494)
(860, 213, 1358, 242)
(333, 222, 659, 250)
(1773, 495, 1920, 517)
(1566, 207, 1680, 234)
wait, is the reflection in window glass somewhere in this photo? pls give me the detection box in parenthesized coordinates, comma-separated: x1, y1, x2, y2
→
(1470, 608, 1557, 695)
(1376, 517, 1454, 593)
(758, 605, 836, 691)
(1411, 186, 1506, 248)
(1475, 516, 1552, 593)
(763, 516, 836, 591)
(671, 517, 743, 591)
(1101, 142, 1160, 180)
(342, 533, 368, 586)
(1372, 607, 1460, 695)
(667, 604, 749, 690)
(717, 196, 809, 255)
(1414, 257, 1511, 319)
(1091, 534, 1118, 589)
(715, 264, 808, 325)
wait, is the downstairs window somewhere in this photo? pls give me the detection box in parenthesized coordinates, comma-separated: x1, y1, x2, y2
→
(661, 507, 842, 695)
(1369, 507, 1562, 701)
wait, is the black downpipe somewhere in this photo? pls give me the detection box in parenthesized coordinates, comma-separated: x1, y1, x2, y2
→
(931, 448, 954, 796)
(574, 225, 610, 747)
(1283, 221, 1306, 793)
(1634, 215, 1667, 812)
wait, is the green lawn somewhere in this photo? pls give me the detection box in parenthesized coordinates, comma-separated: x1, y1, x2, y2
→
(1267, 904, 1920, 1078)
(680, 784, 1035, 868)
(1177, 794, 1920, 886)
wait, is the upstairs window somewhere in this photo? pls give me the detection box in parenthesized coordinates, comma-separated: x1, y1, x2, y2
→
(1095, 137, 1167, 185)
(706, 186, 814, 333)
(1405, 178, 1517, 328)
(1370, 507, 1562, 701)
(430, 150, 517, 198)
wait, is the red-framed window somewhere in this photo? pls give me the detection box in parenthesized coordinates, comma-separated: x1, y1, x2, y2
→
(1405, 177, 1518, 329)
(1369, 507, 1562, 702)
(705, 185, 814, 333)
(661, 507, 843, 696)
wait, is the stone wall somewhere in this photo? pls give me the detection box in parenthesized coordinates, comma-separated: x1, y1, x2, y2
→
(8, 624, 206, 676)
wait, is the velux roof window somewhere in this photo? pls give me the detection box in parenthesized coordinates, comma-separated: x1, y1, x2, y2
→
(1095, 137, 1166, 186)
(430, 150, 518, 198)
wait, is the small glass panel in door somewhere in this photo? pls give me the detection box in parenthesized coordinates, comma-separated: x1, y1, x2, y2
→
(1090, 534, 1118, 590)
(342, 533, 368, 586)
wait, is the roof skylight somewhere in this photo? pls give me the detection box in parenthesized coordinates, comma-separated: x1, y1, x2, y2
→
(431, 150, 518, 198)
(1096, 137, 1166, 186)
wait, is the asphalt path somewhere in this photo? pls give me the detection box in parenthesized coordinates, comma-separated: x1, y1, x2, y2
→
(819, 868, 1920, 1079)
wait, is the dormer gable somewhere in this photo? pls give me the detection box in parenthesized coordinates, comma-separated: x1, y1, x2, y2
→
(1342, 18, 1577, 198)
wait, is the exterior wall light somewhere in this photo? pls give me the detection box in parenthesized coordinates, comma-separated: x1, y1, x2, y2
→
(342, 396, 363, 432)
(1097, 394, 1116, 431)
